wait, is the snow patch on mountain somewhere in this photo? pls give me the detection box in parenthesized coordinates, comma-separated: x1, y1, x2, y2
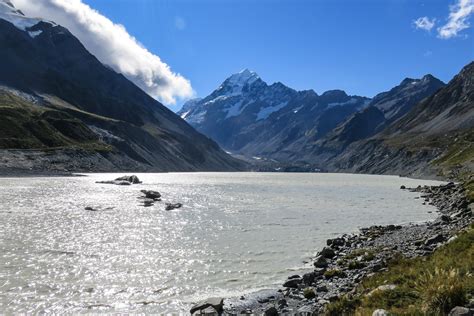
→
(225, 100, 245, 118)
(0, 0, 54, 33)
(256, 101, 289, 120)
(328, 98, 358, 108)
(28, 29, 42, 37)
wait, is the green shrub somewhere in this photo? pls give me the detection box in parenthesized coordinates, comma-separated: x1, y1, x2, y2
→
(324, 296, 360, 316)
(348, 261, 367, 270)
(303, 287, 316, 299)
(415, 268, 468, 314)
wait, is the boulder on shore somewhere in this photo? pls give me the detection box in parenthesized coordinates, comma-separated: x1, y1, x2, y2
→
(448, 306, 473, 316)
(190, 297, 224, 315)
(283, 278, 302, 288)
(314, 255, 328, 268)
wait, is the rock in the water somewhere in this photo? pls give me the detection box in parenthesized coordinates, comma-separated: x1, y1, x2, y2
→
(190, 297, 224, 315)
(319, 247, 336, 258)
(372, 309, 389, 316)
(115, 180, 132, 185)
(165, 203, 183, 211)
(96, 175, 141, 185)
(115, 175, 142, 184)
(327, 237, 345, 247)
(283, 278, 302, 288)
(314, 255, 328, 268)
(142, 198, 155, 207)
(400, 185, 406, 190)
(84, 206, 114, 211)
(140, 190, 161, 200)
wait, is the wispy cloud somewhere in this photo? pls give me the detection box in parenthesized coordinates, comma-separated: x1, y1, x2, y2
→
(414, 16, 436, 31)
(438, 0, 474, 39)
(12, 0, 193, 105)
(175, 16, 186, 30)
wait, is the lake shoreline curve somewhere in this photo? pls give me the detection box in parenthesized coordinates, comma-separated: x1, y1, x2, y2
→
(191, 181, 473, 315)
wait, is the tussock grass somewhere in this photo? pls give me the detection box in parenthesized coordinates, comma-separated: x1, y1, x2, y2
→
(324, 225, 474, 315)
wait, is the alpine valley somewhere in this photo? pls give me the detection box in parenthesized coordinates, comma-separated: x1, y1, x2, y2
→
(179, 64, 473, 179)
(0, 0, 243, 174)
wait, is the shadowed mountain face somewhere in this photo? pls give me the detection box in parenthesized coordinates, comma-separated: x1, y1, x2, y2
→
(314, 75, 446, 153)
(178, 70, 371, 156)
(310, 62, 473, 178)
(0, 3, 243, 172)
(179, 61, 473, 178)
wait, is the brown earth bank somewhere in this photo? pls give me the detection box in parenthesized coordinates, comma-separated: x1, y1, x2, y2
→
(190, 181, 473, 315)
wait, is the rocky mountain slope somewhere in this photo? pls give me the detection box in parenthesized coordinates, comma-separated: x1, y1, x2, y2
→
(0, 0, 243, 173)
(312, 62, 474, 178)
(180, 61, 472, 179)
(179, 69, 370, 157)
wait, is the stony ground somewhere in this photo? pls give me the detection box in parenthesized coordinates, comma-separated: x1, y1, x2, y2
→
(191, 182, 473, 315)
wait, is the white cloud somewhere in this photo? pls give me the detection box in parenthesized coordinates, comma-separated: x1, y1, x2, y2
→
(438, 0, 474, 39)
(414, 16, 436, 31)
(12, 0, 193, 105)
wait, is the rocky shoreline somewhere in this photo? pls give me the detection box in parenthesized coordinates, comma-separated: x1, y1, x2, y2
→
(191, 182, 473, 315)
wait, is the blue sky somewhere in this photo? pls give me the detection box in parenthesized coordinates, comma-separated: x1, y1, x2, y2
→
(82, 0, 473, 111)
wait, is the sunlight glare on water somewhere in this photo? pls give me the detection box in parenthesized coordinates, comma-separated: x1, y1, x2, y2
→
(0, 172, 443, 313)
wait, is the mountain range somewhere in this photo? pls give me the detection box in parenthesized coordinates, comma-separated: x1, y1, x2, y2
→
(180, 63, 473, 178)
(0, 0, 243, 173)
(0, 0, 472, 178)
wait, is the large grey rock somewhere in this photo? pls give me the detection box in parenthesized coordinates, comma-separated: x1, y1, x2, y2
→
(319, 247, 336, 258)
(190, 297, 224, 315)
(283, 278, 302, 288)
(449, 306, 473, 316)
(96, 175, 141, 185)
(314, 256, 328, 268)
(115, 175, 142, 184)
(297, 305, 317, 315)
(264, 306, 278, 316)
(165, 203, 183, 211)
(372, 309, 389, 316)
(140, 190, 161, 200)
(425, 234, 445, 246)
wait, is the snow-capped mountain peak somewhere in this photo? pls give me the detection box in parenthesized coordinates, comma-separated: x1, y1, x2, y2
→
(0, 0, 55, 37)
(215, 69, 261, 96)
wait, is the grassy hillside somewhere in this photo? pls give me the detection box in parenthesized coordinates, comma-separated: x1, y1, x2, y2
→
(325, 223, 474, 315)
(0, 90, 111, 151)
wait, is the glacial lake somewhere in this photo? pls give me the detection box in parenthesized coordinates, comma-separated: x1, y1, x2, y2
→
(0, 172, 443, 313)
